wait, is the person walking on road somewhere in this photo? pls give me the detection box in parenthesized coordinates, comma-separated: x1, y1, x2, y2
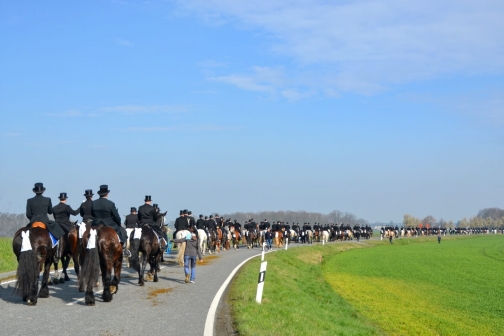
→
(265, 227, 273, 251)
(171, 229, 203, 283)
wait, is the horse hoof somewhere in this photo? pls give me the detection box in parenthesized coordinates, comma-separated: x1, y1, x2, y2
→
(110, 286, 117, 294)
(27, 300, 37, 306)
(52, 280, 58, 285)
(139, 282, 144, 286)
(59, 278, 65, 284)
(64, 276, 71, 281)
(86, 302, 95, 306)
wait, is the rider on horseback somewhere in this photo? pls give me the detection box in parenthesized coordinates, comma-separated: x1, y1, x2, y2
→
(53, 192, 80, 258)
(138, 196, 167, 243)
(26, 183, 65, 254)
(91, 185, 130, 257)
(79, 189, 94, 225)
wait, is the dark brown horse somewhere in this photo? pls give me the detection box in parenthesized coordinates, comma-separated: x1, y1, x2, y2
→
(230, 227, 241, 249)
(128, 225, 162, 286)
(79, 225, 122, 306)
(53, 221, 81, 284)
(12, 223, 57, 305)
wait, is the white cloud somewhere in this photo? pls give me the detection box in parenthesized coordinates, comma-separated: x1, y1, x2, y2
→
(176, 0, 504, 95)
(115, 38, 134, 47)
(100, 104, 191, 114)
(127, 124, 233, 131)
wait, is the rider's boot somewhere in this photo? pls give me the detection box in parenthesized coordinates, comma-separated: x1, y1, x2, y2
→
(122, 242, 131, 257)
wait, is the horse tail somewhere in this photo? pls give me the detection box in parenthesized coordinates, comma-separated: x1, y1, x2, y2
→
(14, 249, 38, 298)
(176, 241, 186, 265)
(129, 236, 141, 271)
(79, 234, 100, 296)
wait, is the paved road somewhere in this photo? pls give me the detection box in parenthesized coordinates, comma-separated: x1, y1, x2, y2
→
(0, 246, 269, 336)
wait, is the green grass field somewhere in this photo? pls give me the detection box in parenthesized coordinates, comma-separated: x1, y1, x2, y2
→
(0, 237, 16, 274)
(230, 235, 504, 335)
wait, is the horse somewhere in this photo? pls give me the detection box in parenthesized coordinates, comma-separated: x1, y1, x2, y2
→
(246, 230, 257, 249)
(215, 228, 223, 253)
(290, 229, 298, 243)
(175, 230, 189, 266)
(12, 224, 57, 305)
(155, 212, 167, 262)
(222, 226, 231, 251)
(79, 225, 122, 306)
(53, 221, 80, 284)
(197, 229, 208, 255)
(129, 226, 163, 286)
(274, 230, 284, 248)
(306, 230, 313, 244)
(314, 229, 320, 242)
(321, 230, 330, 244)
(230, 227, 241, 249)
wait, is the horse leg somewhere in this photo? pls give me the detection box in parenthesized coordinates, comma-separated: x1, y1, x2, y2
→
(153, 253, 160, 282)
(139, 252, 147, 286)
(101, 263, 113, 302)
(52, 258, 60, 285)
(37, 250, 51, 300)
(110, 257, 121, 295)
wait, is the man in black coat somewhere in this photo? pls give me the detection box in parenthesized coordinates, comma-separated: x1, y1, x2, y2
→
(196, 215, 206, 230)
(53, 192, 80, 233)
(207, 215, 217, 233)
(91, 185, 130, 256)
(233, 220, 241, 232)
(26, 182, 65, 241)
(138, 196, 167, 241)
(124, 207, 139, 240)
(80, 189, 94, 224)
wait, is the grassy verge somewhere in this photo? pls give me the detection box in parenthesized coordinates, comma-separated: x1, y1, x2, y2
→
(229, 243, 383, 336)
(0, 237, 16, 273)
(323, 235, 504, 335)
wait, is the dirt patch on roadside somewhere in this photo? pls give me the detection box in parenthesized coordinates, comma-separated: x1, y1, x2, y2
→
(200, 255, 219, 266)
(147, 287, 173, 306)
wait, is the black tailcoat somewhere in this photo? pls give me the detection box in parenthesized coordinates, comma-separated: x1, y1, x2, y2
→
(26, 194, 65, 240)
(53, 202, 79, 233)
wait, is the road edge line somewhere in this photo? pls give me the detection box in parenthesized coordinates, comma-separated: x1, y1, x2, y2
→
(204, 250, 274, 336)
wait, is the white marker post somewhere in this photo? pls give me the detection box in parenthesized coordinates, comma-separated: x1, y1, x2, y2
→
(285, 238, 288, 250)
(261, 242, 266, 261)
(323, 237, 325, 245)
(256, 261, 267, 304)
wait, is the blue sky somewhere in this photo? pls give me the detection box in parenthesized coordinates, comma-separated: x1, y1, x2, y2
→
(1, 0, 503, 223)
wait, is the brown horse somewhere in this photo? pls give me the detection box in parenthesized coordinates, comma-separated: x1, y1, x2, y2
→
(53, 222, 81, 284)
(215, 228, 223, 253)
(129, 226, 162, 286)
(12, 223, 57, 305)
(79, 225, 122, 306)
(230, 227, 241, 249)
(274, 230, 284, 248)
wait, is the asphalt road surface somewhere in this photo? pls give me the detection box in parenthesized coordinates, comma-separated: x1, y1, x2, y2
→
(0, 246, 269, 336)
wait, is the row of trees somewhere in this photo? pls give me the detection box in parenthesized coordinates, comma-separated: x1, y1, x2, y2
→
(403, 207, 504, 229)
(219, 210, 368, 226)
(0, 212, 28, 237)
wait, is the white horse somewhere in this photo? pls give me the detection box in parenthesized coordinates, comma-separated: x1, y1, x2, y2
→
(175, 230, 189, 266)
(289, 229, 298, 243)
(321, 230, 330, 244)
(197, 229, 208, 256)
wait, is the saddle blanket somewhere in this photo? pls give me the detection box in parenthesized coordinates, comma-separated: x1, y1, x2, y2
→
(49, 232, 59, 248)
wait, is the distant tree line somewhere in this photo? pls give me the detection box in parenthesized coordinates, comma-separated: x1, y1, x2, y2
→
(403, 207, 504, 229)
(0, 212, 28, 237)
(219, 210, 368, 226)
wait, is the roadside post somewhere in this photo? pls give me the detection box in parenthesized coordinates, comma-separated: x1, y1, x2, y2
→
(255, 261, 267, 304)
(285, 238, 289, 250)
(261, 242, 266, 261)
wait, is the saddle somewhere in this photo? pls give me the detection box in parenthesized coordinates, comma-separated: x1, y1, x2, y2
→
(32, 221, 47, 230)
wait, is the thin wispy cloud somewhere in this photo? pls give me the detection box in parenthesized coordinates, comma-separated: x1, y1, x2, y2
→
(176, 0, 504, 96)
(1, 132, 22, 137)
(115, 38, 134, 47)
(100, 104, 191, 114)
(126, 124, 235, 132)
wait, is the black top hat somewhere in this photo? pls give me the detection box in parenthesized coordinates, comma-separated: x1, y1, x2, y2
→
(153, 203, 158, 209)
(84, 189, 94, 197)
(199, 214, 203, 218)
(183, 209, 188, 214)
(58, 192, 68, 200)
(145, 195, 152, 202)
(97, 185, 110, 196)
(209, 215, 213, 218)
(131, 207, 137, 212)
(33, 182, 46, 194)
(188, 211, 192, 215)
(179, 210, 183, 215)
